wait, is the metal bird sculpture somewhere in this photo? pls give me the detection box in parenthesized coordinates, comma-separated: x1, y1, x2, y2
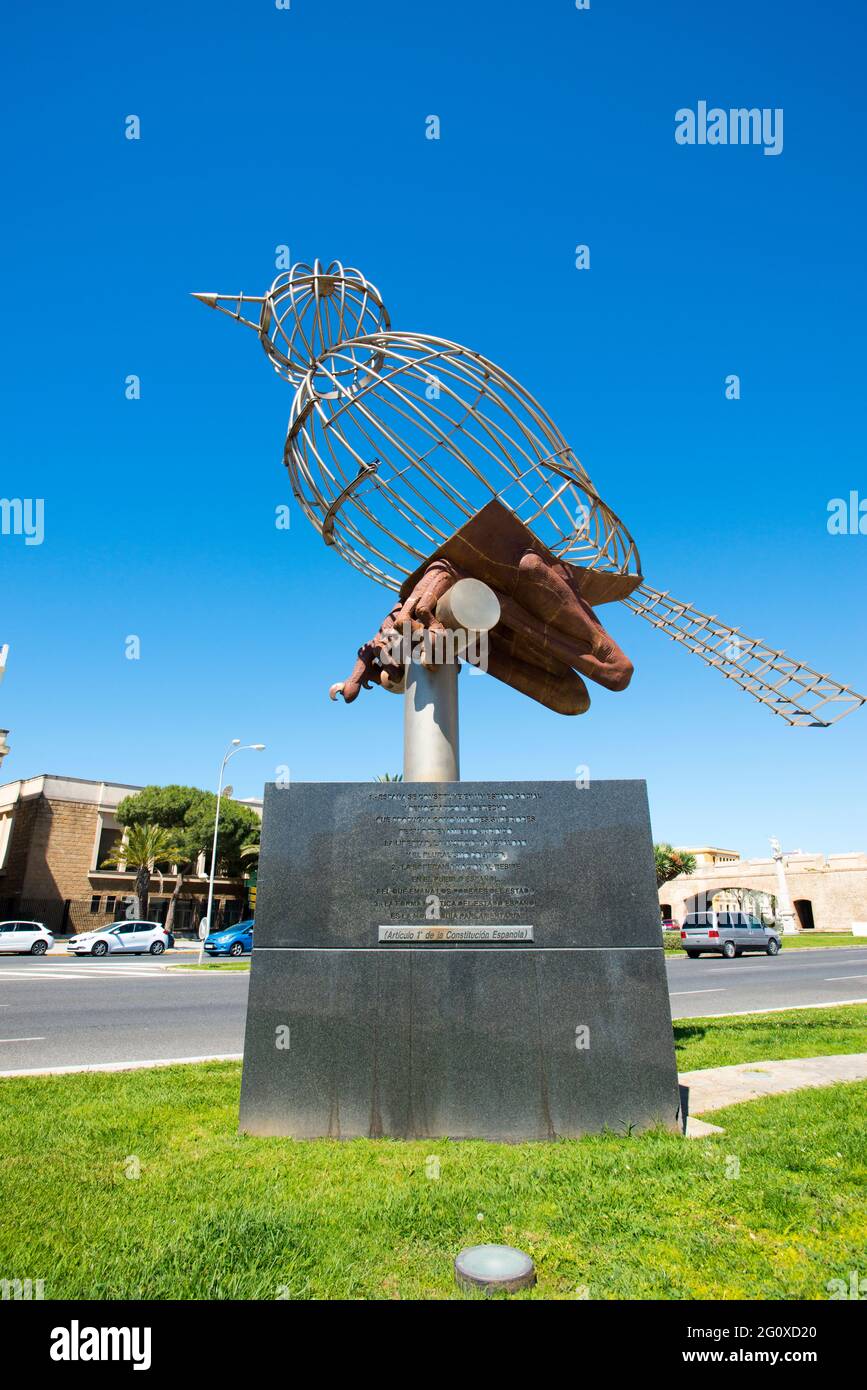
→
(195, 260, 864, 727)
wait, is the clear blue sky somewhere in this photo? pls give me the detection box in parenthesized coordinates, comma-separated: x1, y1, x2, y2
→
(2, 0, 865, 857)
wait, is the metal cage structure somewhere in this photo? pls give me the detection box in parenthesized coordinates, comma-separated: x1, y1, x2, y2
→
(284, 332, 641, 593)
(196, 262, 865, 730)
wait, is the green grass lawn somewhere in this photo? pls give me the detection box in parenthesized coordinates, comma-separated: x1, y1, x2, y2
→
(168, 962, 250, 972)
(777, 934, 860, 949)
(1, 1006, 866, 1300)
(675, 1004, 867, 1071)
(663, 932, 859, 953)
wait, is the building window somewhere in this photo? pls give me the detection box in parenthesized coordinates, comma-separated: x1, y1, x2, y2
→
(0, 810, 13, 870)
(105, 895, 117, 914)
(97, 827, 124, 870)
(89, 894, 101, 914)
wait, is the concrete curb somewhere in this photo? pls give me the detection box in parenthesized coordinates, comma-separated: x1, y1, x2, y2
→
(679, 998, 867, 1018)
(0, 1054, 243, 1079)
(666, 944, 866, 959)
(684, 1116, 726, 1138)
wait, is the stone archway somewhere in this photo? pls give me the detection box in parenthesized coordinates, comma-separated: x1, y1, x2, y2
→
(664, 868, 784, 924)
(681, 886, 777, 920)
(661, 852, 867, 933)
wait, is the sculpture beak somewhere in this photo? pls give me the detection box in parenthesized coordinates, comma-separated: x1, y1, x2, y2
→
(191, 292, 265, 333)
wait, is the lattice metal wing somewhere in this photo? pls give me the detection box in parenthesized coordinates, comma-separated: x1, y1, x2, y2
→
(624, 584, 866, 727)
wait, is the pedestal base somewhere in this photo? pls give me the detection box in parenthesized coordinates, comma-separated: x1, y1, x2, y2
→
(239, 779, 681, 1140)
(239, 944, 679, 1139)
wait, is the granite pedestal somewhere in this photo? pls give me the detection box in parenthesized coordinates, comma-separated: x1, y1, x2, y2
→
(239, 780, 681, 1140)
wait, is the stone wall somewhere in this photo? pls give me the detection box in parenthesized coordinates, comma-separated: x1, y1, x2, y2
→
(18, 796, 100, 901)
(659, 853, 867, 932)
(1, 796, 40, 897)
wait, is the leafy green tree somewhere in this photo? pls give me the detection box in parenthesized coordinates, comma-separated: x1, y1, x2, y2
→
(654, 843, 697, 888)
(100, 823, 183, 920)
(115, 786, 202, 929)
(115, 784, 261, 930)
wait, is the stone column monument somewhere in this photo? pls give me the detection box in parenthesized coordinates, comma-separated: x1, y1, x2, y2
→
(770, 837, 799, 935)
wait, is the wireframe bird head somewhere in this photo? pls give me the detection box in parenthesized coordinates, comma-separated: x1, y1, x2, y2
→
(193, 258, 390, 386)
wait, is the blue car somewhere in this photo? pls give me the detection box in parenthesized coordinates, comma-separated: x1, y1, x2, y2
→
(203, 919, 254, 957)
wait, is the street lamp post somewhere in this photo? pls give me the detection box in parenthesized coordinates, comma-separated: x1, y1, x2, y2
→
(199, 739, 265, 964)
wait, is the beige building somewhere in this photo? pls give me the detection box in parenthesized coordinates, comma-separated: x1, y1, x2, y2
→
(677, 846, 740, 868)
(659, 846, 867, 932)
(0, 774, 262, 936)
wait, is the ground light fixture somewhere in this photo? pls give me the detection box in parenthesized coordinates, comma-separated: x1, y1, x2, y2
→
(198, 739, 266, 965)
(454, 1244, 536, 1295)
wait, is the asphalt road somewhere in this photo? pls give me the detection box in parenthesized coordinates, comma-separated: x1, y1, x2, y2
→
(665, 945, 867, 1018)
(0, 947, 865, 1074)
(0, 955, 250, 1073)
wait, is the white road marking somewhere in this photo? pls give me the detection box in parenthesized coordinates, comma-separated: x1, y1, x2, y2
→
(670, 988, 726, 997)
(0, 1037, 47, 1043)
(0, 971, 96, 980)
(0, 969, 167, 981)
(824, 974, 867, 982)
(0, 967, 245, 981)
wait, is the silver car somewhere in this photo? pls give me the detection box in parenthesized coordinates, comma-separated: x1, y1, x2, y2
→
(680, 911, 782, 959)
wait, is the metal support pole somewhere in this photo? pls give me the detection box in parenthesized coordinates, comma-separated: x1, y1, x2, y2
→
(404, 660, 460, 781)
(402, 578, 500, 783)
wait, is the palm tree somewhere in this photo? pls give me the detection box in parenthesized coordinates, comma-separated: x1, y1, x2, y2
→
(374, 773, 404, 782)
(654, 843, 697, 888)
(101, 824, 183, 920)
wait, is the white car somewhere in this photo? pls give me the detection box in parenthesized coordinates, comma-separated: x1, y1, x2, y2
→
(0, 920, 54, 955)
(67, 921, 170, 956)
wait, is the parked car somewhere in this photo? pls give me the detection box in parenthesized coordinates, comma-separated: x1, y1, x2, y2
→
(680, 911, 781, 959)
(203, 920, 254, 957)
(67, 921, 170, 956)
(0, 920, 54, 955)
(661, 918, 680, 932)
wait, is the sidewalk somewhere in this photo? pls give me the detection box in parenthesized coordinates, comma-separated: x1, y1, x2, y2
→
(46, 943, 202, 957)
(680, 1051, 867, 1136)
